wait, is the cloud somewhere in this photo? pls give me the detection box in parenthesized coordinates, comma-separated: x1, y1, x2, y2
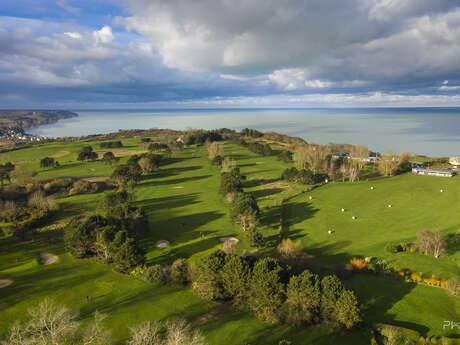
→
(93, 26, 113, 44)
(56, 0, 81, 15)
(122, 0, 460, 94)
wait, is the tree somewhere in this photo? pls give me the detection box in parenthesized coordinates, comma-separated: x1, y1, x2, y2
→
(109, 231, 145, 273)
(138, 157, 156, 174)
(293, 145, 329, 173)
(335, 289, 361, 329)
(397, 150, 412, 173)
(348, 162, 360, 182)
(64, 217, 98, 258)
(126, 321, 162, 345)
(207, 141, 224, 160)
(414, 230, 447, 258)
(2, 299, 79, 345)
(2, 299, 111, 345)
(126, 319, 205, 345)
(0, 162, 15, 186)
(284, 270, 321, 326)
(352, 145, 369, 168)
(102, 152, 119, 166)
(378, 149, 398, 176)
(248, 257, 285, 323)
(247, 228, 265, 248)
(40, 157, 54, 168)
(220, 255, 251, 304)
(220, 167, 243, 196)
(111, 164, 142, 188)
(221, 157, 236, 172)
(9, 166, 36, 186)
(170, 258, 190, 286)
(230, 192, 259, 231)
(100, 190, 132, 219)
(77, 146, 98, 161)
(320, 275, 344, 325)
(193, 250, 227, 301)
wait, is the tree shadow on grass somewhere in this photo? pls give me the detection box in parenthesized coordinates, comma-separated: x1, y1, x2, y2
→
(147, 235, 222, 265)
(347, 275, 429, 335)
(252, 188, 284, 199)
(141, 210, 224, 253)
(136, 193, 201, 213)
(142, 175, 211, 187)
(283, 200, 319, 229)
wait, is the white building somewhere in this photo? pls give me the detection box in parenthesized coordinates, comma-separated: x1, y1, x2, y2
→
(449, 156, 460, 166)
(412, 167, 455, 177)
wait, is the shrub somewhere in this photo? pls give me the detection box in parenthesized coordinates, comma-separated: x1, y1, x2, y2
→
(385, 243, 403, 253)
(100, 141, 123, 149)
(170, 258, 190, 286)
(446, 279, 460, 297)
(143, 265, 168, 285)
(69, 180, 99, 196)
(349, 257, 367, 270)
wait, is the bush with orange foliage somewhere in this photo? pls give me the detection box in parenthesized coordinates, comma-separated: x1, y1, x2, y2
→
(349, 257, 367, 270)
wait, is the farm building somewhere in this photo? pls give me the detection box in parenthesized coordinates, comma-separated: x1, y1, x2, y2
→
(412, 167, 455, 177)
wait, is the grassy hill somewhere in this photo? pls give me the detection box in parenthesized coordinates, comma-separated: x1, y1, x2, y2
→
(0, 135, 459, 344)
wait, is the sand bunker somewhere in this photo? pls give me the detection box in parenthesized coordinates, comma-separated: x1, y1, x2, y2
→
(39, 253, 58, 265)
(155, 240, 170, 248)
(219, 237, 239, 244)
(0, 279, 13, 288)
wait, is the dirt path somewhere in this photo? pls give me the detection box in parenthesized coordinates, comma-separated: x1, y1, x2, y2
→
(192, 302, 232, 327)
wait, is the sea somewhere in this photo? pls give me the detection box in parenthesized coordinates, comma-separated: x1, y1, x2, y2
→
(28, 108, 460, 157)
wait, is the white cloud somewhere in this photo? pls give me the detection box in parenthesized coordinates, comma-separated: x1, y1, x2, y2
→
(93, 26, 114, 44)
(64, 32, 82, 39)
(56, 0, 81, 15)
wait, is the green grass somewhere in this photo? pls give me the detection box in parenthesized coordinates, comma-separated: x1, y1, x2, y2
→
(348, 274, 460, 337)
(1, 139, 459, 343)
(283, 173, 460, 279)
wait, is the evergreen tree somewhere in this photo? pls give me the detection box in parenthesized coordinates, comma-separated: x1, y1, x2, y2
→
(248, 257, 285, 323)
(284, 270, 321, 326)
(335, 289, 361, 329)
(193, 250, 227, 301)
(110, 231, 145, 273)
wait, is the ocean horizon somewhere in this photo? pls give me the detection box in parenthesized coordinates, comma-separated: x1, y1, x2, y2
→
(29, 107, 460, 157)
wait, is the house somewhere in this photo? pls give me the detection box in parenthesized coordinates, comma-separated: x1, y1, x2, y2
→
(411, 162, 426, 169)
(412, 167, 455, 177)
(331, 152, 350, 159)
(449, 156, 460, 166)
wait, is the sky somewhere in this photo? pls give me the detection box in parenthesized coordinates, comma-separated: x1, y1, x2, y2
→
(1, 0, 460, 108)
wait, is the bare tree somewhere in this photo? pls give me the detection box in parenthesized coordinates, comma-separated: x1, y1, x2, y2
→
(293, 144, 329, 173)
(414, 230, 447, 258)
(221, 157, 236, 172)
(207, 142, 223, 160)
(165, 319, 205, 345)
(431, 231, 447, 258)
(82, 312, 112, 345)
(126, 319, 205, 345)
(353, 145, 369, 168)
(126, 321, 162, 345)
(348, 162, 360, 182)
(2, 300, 111, 345)
(378, 151, 398, 176)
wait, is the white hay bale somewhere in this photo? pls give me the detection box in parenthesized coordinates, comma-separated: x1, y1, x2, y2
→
(328, 230, 333, 234)
(352, 216, 356, 220)
(341, 208, 345, 212)
(309, 196, 313, 200)
(388, 204, 392, 208)
(440, 189, 444, 193)
(370, 186, 374, 190)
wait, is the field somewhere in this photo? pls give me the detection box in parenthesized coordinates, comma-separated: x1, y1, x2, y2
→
(0, 137, 459, 344)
